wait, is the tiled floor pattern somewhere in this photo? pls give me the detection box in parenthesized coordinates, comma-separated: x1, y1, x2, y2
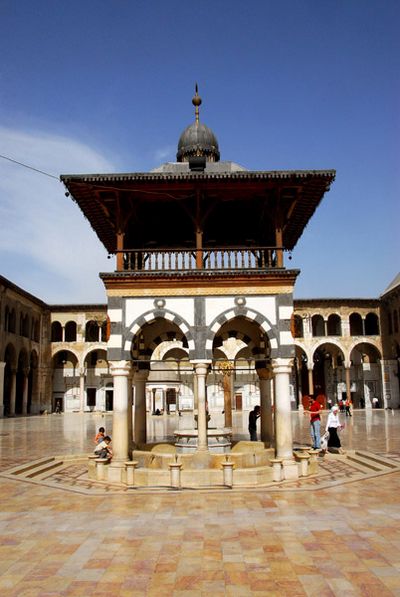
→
(1, 411, 400, 595)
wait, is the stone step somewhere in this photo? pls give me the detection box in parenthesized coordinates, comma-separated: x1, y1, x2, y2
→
(346, 451, 398, 473)
(354, 451, 399, 469)
(9, 457, 56, 476)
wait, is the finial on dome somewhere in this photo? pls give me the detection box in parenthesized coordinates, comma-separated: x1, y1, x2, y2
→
(192, 83, 202, 124)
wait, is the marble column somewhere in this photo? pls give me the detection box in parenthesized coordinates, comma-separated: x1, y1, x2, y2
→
(273, 358, 294, 459)
(152, 388, 157, 414)
(22, 368, 30, 415)
(79, 368, 85, 412)
(110, 360, 132, 462)
(9, 369, 17, 416)
(257, 369, 273, 446)
(193, 362, 209, 451)
(0, 362, 5, 417)
(344, 363, 352, 403)
(307, 365, 314, 396)
(134, 369, 149, 446)
(127, 371, 134, 450)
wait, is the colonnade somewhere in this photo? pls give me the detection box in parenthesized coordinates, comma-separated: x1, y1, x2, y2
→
(109, 357, 294, 465)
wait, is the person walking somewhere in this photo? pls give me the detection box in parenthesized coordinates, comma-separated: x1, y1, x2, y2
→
(248, 405, 261, 441)
(305, 396, 321, 449)
(325, 405, 344, 453)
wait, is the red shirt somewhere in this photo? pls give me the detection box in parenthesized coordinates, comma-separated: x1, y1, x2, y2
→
(309, 401, 321, 423)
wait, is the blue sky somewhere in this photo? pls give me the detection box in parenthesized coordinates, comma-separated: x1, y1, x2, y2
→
(0, 0, 398, 303)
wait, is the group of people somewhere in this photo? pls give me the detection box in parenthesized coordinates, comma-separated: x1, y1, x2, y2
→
(306, 397, 345, 453)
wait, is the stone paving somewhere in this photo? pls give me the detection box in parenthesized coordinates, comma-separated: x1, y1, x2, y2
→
(1, 410, 400, 595)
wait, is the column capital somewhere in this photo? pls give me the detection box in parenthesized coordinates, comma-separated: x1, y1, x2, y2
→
(110, 360, 132, 377)
(191, 361, 211, 376)
(256, 367, 273, 380)
(272, 358, 293, 375)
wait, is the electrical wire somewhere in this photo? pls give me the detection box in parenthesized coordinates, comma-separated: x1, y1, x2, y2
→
(0, 153, 59, 180)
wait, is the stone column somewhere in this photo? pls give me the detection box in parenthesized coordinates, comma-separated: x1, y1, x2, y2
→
(110, 360, 132, 462)
(344, 363, 352, 403)
(127, 371, 134, 450)
(193, 362, 209, 451)
(79, 368, 85, 412)
(9, 369, 17, 416)
(134, 369, 149, 446)
(152, 388, 157, 414)
(22, 368, 30, 415)
(273, 358, 294, 459)
(307, 365, 314, 396)
(218, 362, 234, 428)
(0, 362, 6, 417)
(258, 368, 273, 446)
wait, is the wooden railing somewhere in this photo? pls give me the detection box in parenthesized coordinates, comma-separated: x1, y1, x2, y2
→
(116, 247, 284, 272)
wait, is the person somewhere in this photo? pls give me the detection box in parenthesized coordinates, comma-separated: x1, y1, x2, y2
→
(94, 426, 105, 444)
(327, 397, 333, 411)
(339, 399, 345, 412)
(94, 436, 112, 459)
(325, 405, 344, 453)
(372, 397, 379, 409)
(305, 396, 321, 449)
(345, 399, 352, 417)
(248, 405, 261, 441)
(54, 399, 62, 414)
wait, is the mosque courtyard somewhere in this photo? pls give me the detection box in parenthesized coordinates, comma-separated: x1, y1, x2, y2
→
(1, 409, 400, 596)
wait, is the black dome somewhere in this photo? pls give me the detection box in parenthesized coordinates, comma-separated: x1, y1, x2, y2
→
(177, 121, 220, 162)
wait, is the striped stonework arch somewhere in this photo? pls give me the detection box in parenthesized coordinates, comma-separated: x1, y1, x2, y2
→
(205, 307, 280, 361)
(122, 310, 194, 362)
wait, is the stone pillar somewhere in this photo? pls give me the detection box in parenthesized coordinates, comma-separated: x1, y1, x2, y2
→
(22, 368, 30, 415)
(127, 371, 134, 450)
(307, 365, 314, 396)
(151, 388, 157, 414)
(0, 362, 6, 417)
(134, 369, 149, 446)
(79, 368, 85, 412)
(219, 362, 234, 428)
(273, 358, 294, 459)
(9, 369, 17, 416)
(193, 362, 209, 451)
(257, 368, 273, 446)
(344, 363, 352, 403)
(110, 361, 132, 462)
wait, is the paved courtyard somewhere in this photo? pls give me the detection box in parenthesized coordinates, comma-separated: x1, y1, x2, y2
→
(1, 409, 400, 596)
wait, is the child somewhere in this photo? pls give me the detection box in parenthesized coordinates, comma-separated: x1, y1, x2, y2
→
(94, 427, 105, 444)
(94, 436, 112, 459)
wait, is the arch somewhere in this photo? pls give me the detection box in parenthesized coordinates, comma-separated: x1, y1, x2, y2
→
(52, 348, 80, 366)
(81, 345, 108, 367)
(65, 320, 77, 342)
(51, 321, 63, 342)
(293, 314, 304, 338)
(311, 314, 325, 337)
(206, 308, 277, 362)
(327, 313, 342, 336)
(85, 320, 100, 342)
(365, 312, 380, 335)
(349, 312, 363, 336)
(126, 310, 193, 361)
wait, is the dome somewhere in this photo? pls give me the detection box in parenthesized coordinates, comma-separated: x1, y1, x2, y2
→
(176, 85, 220, 163)
(177, 122, 220, 162)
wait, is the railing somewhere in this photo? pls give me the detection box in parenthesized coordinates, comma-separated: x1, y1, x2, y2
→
(116, 247, 283, 272)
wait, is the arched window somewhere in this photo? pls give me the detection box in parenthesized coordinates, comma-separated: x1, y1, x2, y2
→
(22, 314, 30, 338)
(101, 320, 108, 342)
(65, 321, 77, 342)
(365, 312, 380, 335)
(85, 320, 99, 342)
(293, 315, 304, 338)
(349, 313, 363, 336)
(311, 314, 325, 337)
(388, 312, 393, 335)
(5, 306, 10, 331)
(32, 319, 40, 342)
(19, 313, 24, 336)
(8, 309, 16, 333)
(394, 311, 399, 334)
(327, 314, 342, 336)
(51, 321, 63, 342)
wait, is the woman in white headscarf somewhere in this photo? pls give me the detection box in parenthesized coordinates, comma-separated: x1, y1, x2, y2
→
(325, 405, 344, 452)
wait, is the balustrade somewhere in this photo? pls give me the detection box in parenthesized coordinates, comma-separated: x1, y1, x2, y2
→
(118, 247, 282, 273)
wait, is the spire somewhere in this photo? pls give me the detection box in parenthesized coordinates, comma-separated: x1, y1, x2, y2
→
(192, 83, 202, 124)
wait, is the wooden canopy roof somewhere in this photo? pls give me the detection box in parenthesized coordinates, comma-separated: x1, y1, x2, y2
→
(60, 169, 335, 254)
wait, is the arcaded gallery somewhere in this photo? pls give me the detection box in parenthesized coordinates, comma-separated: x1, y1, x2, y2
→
(1, 90, 399, 486)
